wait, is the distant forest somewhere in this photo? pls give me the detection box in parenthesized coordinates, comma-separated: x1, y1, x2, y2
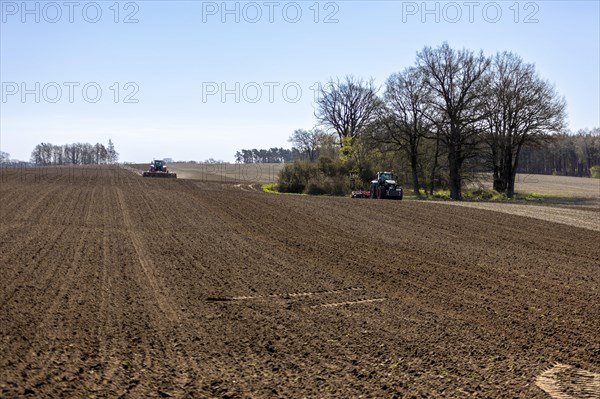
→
(516, 131, 600, 176)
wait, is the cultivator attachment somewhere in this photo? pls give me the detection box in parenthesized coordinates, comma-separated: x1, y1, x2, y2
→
(351, 191, 371, 198)
(142, 171, 177, 178)
(142, 160, 177, 178)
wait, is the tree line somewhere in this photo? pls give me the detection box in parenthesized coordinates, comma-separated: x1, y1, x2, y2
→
(272, 42, 598, 199)
(235, 129, 342, 164)
(30, 139, 119, 166)
(517, 129, 600, 176)
(234, 147, 304, 164)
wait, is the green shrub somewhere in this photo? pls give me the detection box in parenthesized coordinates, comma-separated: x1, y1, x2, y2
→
(277, 161, 319, 193)
(432, 190, 451, 199)
(317, 156, 336, 176)
(277, 160, 350, 196)
(305, 176, 350, 196)
(261, 183, 278, 193)
(591, 165, 600, 179)
(464, 189, 502, 201)
(305, 178, 328, 195)
(431, 189, 506, 201)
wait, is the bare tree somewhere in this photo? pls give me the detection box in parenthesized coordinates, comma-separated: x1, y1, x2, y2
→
(65, 143, 82, 165)
(93, 143, 107, 164)
(51, 145, 64, 165)
(377, 67, 431, 196)
(315, 76, 380, 149)
(107, 139, 119, 164)
(81, 143, 94, 165)
(417, 42, 491, 200)
(30, 145, 42, 165)
(484, 52, 566, 197)
(0, 151, 11, 164)
(31, 143, 53, 165)
(288, 128, 327, 162)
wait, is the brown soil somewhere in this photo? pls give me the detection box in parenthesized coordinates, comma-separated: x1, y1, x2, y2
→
(440, 202, 600, 232)
(1, 166, 599, 398)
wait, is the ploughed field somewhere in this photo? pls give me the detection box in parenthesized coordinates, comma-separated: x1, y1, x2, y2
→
(1, 166, 599, 398)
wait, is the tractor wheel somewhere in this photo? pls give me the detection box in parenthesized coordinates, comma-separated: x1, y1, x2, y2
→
(370, 186, 376, 199)
(378, 186, 386, 199)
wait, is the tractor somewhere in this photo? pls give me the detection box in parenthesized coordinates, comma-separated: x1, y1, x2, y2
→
(142, 160, 177, 178)
(369, 171, 403, 200)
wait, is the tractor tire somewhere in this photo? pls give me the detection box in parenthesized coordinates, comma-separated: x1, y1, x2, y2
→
(370, 186, 376, 199)
(378, 186, 386, 199)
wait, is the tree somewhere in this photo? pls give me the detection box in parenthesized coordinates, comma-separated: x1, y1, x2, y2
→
(377, 67, 431, 196)
(93, 143, 107, 164)
(483, 52, 566, 197)
(51, 145, 64, 165)
(0, 151, 10, 164)
(288, 128, 327, 162)
(65, 143, 82, 165)
(417, 43, 491, 200)
(107, 139, 119, 164)
(81, 143, 94, 165)
(315, 76, 380, 151)
(31, 143, 53, 165)
(235, 151, 244, 163)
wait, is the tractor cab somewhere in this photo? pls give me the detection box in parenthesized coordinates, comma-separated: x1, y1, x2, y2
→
(152, 160, 166, 172)
(377, 172, 396, 184)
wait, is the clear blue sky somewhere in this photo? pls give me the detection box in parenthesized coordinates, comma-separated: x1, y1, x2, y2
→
(1, 0, 599, 162)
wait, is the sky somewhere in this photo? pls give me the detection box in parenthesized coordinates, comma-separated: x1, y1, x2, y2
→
(1, 0, 599, 163)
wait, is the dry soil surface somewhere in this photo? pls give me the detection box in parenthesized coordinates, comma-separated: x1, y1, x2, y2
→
(439, 201, 600, 232)
(1, 166, 599, 398)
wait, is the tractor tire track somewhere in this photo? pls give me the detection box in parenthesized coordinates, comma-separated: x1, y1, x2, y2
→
(115, 187, 179, 323)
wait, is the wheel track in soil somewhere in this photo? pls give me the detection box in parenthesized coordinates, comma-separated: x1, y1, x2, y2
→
(115, 187, 179, 323)
(114, 185, 202, 397)
(94, 184, 126, 395)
